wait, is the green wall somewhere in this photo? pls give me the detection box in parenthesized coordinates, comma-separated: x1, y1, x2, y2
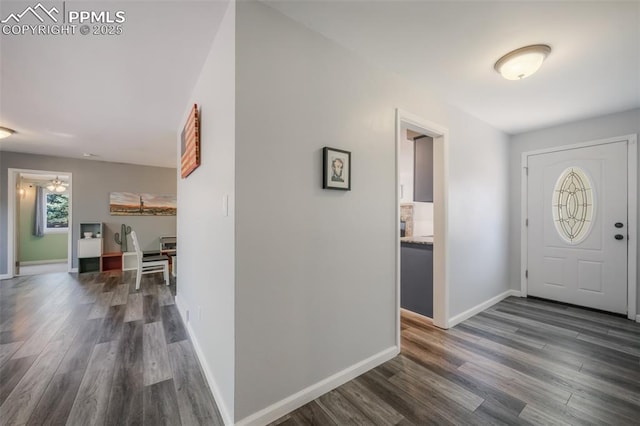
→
(19, 186, 68, 263)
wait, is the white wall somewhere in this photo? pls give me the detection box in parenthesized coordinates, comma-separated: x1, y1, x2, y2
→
(413, 202, 434, 237)
(235, 1, 510, 421)
(175, 1, 235, 424)
(509, 108, 640, 310)
(446, 110, 511, 316)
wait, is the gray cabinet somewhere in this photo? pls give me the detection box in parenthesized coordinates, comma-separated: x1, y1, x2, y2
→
(414, 135, 434, 202)
(401, 242, 433, 318)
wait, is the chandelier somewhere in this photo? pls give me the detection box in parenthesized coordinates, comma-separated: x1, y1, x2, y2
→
(46, 177, 68, 193)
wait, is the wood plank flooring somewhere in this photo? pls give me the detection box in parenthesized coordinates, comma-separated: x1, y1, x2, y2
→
(3, 272, 640, 425)
(273, 297, 640, 425)
(0, 271, 223, 426)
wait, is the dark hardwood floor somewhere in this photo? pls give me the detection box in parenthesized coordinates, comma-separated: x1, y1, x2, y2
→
(273, 297, 640, 425)
(3, 272, 640, 425)
(0, 270, 223, 426)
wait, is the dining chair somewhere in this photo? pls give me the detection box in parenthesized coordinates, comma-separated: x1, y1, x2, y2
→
(130, 231, 170, 291)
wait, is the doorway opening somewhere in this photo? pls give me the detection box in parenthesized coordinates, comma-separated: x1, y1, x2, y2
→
(7, 168, 73, 277)
(395, 109, 449, 350)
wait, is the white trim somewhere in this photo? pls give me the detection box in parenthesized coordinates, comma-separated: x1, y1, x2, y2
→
(448, 290, 521, 328)
(627, 136, 637, 321)
(235, 346, 399, 426)
(636, 315, 640, 323)
(520, 135, 637, 320)
(70, 268, 78, 273)
(520, 154, 529, 296)
(175, 295, 233, 426)
(396, 109, 450, 333)
(0, 274, 12, 280)
(7, 168, 73, 276)
(43, 228, 70, 234)
(522, 135, 636, 157)
(20, 259, 67, 266)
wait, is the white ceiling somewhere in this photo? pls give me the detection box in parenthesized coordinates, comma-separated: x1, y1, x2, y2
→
(266, 0, 640, 135)
(0, 1, 229, 168)
(1, 1, 638, 169)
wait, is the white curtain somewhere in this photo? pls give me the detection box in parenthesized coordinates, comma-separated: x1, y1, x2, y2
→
(34, 186, 45, 237)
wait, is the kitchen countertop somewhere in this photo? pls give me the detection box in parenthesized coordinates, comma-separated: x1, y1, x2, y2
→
(401, 236, 433, 245)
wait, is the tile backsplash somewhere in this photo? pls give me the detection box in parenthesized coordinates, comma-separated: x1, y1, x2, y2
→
(400, 204, 414, 237)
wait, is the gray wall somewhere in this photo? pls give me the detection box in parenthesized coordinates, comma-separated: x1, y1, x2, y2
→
(508, 108, 640, 310)
(234, 1, 510, 421)
(1, 151, 176, 274)
(174, 1, 236, 424)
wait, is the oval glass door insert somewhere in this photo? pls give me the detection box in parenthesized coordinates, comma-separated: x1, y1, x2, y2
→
(552, 167, 594, 244)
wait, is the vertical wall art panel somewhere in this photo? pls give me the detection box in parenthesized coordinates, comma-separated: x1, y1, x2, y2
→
(181, 104, 201, 178)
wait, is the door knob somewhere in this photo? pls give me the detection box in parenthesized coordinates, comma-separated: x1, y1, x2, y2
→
(615, 222, 624, 228)
(614, 234, 624, 240)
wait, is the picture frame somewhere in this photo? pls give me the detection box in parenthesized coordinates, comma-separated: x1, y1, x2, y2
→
(323, 147, 351, 190)
(181, 103, 200, 178)
(109, 192, 177, 216)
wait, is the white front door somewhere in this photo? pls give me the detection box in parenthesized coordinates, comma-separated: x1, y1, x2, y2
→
(527, 141, 628, 314)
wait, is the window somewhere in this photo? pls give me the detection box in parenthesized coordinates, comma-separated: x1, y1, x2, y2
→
(44, 190, 69, 233)
(552, 167, 594, 244)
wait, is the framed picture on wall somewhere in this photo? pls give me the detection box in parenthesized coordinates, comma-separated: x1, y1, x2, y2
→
(181, 103, 200, 178)
(323, 147, 351, 190)
(109, 192, 177, 216)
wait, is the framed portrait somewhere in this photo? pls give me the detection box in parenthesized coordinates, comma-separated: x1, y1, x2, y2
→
(323, 147, 351, 190)
(181, 103, 200, 178)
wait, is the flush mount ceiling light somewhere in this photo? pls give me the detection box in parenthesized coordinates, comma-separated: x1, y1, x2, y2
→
(0, 126, 16, 139)
(46, 177, 68, 193)
(494, 44, 551, 80)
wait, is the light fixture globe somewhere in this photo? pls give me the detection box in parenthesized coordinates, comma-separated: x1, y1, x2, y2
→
(46, 177, 68, 193)
(494, 44, 551, 80)
(0, 126, 15, 139)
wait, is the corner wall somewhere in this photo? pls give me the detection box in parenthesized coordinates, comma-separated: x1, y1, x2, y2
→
(508, 108, 640, 311)
(235, 1, 510, 422)
(174, 1, 235, 424)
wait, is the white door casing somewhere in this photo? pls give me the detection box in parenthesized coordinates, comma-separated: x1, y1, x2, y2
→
(6, 168, 74, 278)
(522, 135, 637, 320)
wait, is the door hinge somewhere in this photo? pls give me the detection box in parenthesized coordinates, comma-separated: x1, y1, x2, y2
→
(525, 218, 528, 226)
(525, 270, 528, 279)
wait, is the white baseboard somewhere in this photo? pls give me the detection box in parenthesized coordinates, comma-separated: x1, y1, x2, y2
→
(175, 295, 234, 426)
(236, 345, 399, 426)
(636, 315, 640, 323)
(448, 289, 521, 328)
(0, 274, 13, 280)
(70, 268, 78, 273)
(20, 259, 67, 266)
